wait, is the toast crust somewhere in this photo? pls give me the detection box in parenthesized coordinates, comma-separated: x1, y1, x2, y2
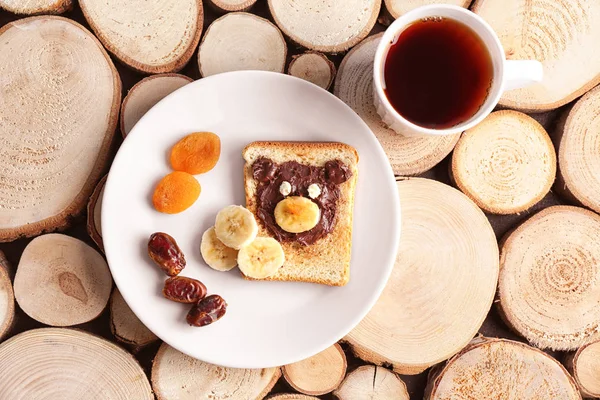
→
(243, 141, 358, 286)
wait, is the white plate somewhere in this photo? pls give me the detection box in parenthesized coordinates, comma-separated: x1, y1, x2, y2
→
(102, 71, 400, 369)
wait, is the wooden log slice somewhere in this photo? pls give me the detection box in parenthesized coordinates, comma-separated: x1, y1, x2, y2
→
(268, 0, 380, 53)
(555, 85, 600, 214)
(0, 328, 153, 399)
(333, 365, 409, 400)
(288, 51, 336, 90)
(499, 205, 600, 350)
(267, 395, 319, 400)
(383, 0, 470, 20)
(282, 343, 347, 395)
(451, 110, 556, 214)
(0, 16, 120, 242)
(0, 0, 72, 14)
(473, 0, 600, 112)
(79, 0, 203, 74)
(0, 251, 14, 341)
(425, 338, 581, 399)
(109, 288, 158, 349)
(566, 340, 600, 398)
(14, 234, 112, 327)
(152, 342, 281, 400)
(87, 175, 106, 252)
(198, 12, 287, 78)
(120, 74, 193, 137)
(207, 0, 256, 12)
(345, 178, 499, 374)
(335, 34, 460, 176)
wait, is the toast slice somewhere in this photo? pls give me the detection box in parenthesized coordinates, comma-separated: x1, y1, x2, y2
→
(243, 141, 359, 286)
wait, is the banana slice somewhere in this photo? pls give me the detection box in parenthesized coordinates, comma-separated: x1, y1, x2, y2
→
(215, 205, 259, 250)
(238, 237, 285, 279)
(200, 227, 239, 271)
(274, 196, 320, 233)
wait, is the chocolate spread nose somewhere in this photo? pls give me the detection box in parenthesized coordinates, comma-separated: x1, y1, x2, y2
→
(252, 158, 351, 246)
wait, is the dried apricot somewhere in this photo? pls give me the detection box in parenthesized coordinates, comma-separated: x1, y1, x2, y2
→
(170, 132, 221, 174)
(152, 171, 201, 214)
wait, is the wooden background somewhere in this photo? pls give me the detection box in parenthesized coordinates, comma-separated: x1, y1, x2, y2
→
(0, 1, 572, 399)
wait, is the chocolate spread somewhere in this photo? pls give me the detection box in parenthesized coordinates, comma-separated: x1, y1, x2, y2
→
(252, 157, 351, 246)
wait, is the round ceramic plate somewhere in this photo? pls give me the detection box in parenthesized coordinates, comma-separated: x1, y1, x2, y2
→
(102, 71, 400, 368)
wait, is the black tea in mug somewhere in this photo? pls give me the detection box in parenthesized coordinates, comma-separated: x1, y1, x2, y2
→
(383, 17, 494, 129)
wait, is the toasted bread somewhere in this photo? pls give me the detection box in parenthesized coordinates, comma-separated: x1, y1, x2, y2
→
(243, 141, 358, 286)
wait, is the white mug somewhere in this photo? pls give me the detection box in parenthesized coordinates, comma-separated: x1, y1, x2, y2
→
(373, 4, 543, 137)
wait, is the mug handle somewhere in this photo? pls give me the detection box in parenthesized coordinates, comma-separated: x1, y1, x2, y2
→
(504, 60, 544, 91)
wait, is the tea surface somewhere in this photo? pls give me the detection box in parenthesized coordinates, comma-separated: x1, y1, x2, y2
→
(384, 18, 493, 129)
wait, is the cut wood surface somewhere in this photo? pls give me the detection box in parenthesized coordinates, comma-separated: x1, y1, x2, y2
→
(288, 51, 336, 90)
(120, 74, 193, 137)
(207, 0, 256, 12)
(282, 343, 347, 395)
(268, 0, 380, 52)
(335, 34, 460, 176)
(0, 328, 153, 399)
(0, 5, 595, 399)
(499, 206, 600, 351)
(0, 16, 120, 242)
(152, 342, 281, 400)
(87, 175, 106, 252)
(198, 12, 286, 77)
(14, 234, 112, 327)
(425, 338, 580, 399)
(79, 0, 203, 74)
(0, 251, 14, 341)
(333, 365, 409, 400)
(452, 110, 556, 214)
(346, 178, 499, 374)
(566, 340, 600, 398)
(0, 0, 72, 14)
(109, 288, 158, 349)
(383, 0, 470, 20)
(555, 85, 600, 214)
(473, 0, 600, 111)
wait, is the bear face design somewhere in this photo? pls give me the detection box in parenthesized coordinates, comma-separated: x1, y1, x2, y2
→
(251, 157, 352, 246)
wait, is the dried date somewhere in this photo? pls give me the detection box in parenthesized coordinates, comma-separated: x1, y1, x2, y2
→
(148, 232, 186, 276)
(186, 295, 227, 327)
(163, 276, 207, 304)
